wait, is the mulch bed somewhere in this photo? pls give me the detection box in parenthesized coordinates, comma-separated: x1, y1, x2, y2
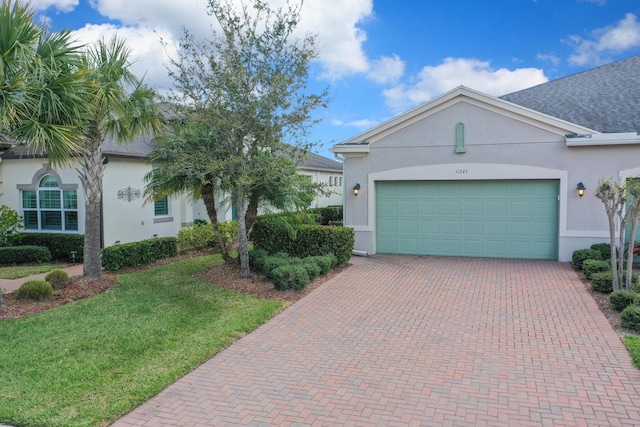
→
(0, 252, 347, 321)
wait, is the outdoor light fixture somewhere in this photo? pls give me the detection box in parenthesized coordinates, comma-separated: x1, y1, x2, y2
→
(576, 182, 586, 198)
(353, 183, 361, 196)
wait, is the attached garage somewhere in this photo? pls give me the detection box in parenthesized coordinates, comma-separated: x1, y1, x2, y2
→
(376, 180, 559, 260)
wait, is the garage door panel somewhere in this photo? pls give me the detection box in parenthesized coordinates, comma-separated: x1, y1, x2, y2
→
(399, 219, 419, 234)
(484, 221, 506, 236)
(463, 220, 483, 235)
(441, 239, 462, 255)
(376, 180, 558, 260)
(441, 201, 462, 215)
(441, 220, 463, 235)
(463, 240, 484, 255)
(486, 201, 507, 216)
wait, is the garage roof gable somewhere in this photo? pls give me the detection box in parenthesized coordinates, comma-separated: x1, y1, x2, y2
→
(333, 86, 597, 155)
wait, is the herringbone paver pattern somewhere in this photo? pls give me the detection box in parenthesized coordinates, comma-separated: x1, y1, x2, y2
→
(114, 256, 640, 426)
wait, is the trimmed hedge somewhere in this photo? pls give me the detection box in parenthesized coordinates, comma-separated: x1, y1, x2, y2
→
(572, 249, 601, 270)
(251, 215, 354, 266)
(271, 265, 310, 291)
(591, 271, 640, 294)
(308, 206, 343, 225)
(582, 259, 611, 279)
(16, 279, 53, 301)
(609, 290, 638, 312)
(0, 245, 51, 265)
(11, 233, 83, 262)
(591, 243, 612, 260)
(177, 221, 238, 252)
(102, 237, 177, 271)
(621, 305, 640, 332)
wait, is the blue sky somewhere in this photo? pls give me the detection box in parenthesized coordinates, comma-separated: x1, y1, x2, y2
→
(31, 0, 640, 159)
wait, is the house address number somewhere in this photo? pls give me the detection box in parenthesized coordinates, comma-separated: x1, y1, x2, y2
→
(455, 169, 468, 174)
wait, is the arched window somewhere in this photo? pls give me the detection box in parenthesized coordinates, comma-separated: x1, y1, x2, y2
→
(21, 175, 78, 232)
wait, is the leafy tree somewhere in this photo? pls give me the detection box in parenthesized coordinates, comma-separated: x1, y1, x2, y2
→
(144, 121, 325, 263)
(79, 37, 162, 278)
(595, 177, 640, 291)
(164, 0, 329, 277)
(0, 205, 23, 246)
(0, 0, 88, 164)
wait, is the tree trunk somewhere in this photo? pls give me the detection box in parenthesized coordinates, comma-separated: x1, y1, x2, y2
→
(627, 216, 639, 290)
(77, 145, 104, 278)
(201, 181, 233, 264)
(245, 195, 259, 237)
(236, 192, 251, 278)
(606, 213, 619, 290)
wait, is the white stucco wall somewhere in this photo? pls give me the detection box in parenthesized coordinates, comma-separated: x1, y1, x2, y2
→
(0, 157, 192, 247)
(338, 99, 640, 262)
(300, 168, 344, 208)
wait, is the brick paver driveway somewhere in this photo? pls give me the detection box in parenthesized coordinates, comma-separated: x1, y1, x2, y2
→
(114, 256, 640, 426)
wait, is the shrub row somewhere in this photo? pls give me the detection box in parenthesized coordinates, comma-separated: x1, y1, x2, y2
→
(11, 233, 84, 262)
(102, 237, 177, 271)
(0, 245, 51, 265)
(177, 221, 238, 252)
(251, 215, 354, 266)
(573, 245, 640, 332)
(590, 270, 639, 294)
(308, 206, 343, 225)
(250, 249, 336, 291)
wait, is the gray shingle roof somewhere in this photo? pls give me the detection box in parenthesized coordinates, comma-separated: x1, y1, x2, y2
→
(299, 151, 342, 172)
(500, 56, 640, 133)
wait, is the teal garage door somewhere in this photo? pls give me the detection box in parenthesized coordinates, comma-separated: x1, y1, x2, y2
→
(376, 180, 559, 260)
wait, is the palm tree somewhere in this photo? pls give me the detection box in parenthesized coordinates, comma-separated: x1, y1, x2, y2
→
(0, 0, 88, 164)
(79, 37, 162, 278)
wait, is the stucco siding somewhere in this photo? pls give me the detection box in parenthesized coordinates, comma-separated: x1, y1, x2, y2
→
(0, 157, 191, 247)
(339, 99, 640, 262)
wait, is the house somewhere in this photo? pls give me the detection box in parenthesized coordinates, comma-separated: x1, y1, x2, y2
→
(0, 138, 342, 248)
(191, 151, 344, 223)
(332, 56, 640, 262)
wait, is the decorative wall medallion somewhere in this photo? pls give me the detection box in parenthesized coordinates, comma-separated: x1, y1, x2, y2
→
(118, 186, 141, 202)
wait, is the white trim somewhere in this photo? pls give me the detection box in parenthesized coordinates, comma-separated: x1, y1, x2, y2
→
(566, 132, 640, 146)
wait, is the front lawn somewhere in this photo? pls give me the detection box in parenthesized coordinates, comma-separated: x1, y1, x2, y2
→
(0, 254, 284, 427)
(624, 336, 640, 369)
(0, 264, 69, 280)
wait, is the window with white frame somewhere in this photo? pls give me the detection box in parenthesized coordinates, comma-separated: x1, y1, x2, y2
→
(21, 175, 78, 232)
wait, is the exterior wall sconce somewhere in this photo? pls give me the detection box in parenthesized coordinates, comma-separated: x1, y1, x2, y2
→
(576, 182, 586, 198)
(353, 183, 361, 196)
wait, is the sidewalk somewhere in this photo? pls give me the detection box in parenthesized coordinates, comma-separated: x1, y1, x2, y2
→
(0, 265, 84, 294)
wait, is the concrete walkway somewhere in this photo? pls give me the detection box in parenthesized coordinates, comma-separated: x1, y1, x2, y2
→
(0, 264, 83, 294)
(114, 255, 640, 426)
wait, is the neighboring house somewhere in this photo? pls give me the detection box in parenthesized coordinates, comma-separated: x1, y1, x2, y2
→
(0, 139, 342, 248)
(332, 56, 640, 262)
(191, 151, 344, 222)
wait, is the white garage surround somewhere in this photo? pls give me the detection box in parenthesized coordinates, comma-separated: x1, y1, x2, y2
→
(349, 163, 611, 261)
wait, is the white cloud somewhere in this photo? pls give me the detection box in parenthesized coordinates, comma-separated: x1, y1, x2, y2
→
(79, 0, 375, 84)
(332, 118, 380, 129)
(382, 57, 548, 113)
(72, 24, 177, 93)
(536, 53, 561, 65)
(568, 13, 640, 66)
(367, 54, 405, 84)
(29, 0, 78, 12)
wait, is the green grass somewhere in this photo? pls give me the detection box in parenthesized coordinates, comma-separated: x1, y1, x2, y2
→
(624, 335, 640, 369)
(0, 264, 67, 280)
(0, 255, 284, 427)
